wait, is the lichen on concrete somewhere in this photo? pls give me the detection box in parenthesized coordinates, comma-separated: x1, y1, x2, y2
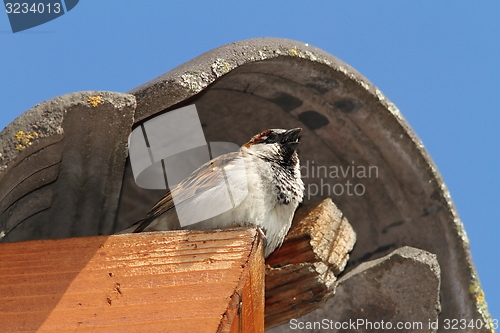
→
(211, 58, 232, 77)
(180, 71, 211, 93)
(470, 276, 496, 332)
(14, 130, 39, 150)
(87, 95, 103, 107)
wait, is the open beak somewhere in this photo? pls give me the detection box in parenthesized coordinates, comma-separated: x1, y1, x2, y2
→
(281, 128, 302, 150)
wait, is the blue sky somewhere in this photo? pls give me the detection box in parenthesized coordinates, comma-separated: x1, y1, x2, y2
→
(1, 1, 498, 320)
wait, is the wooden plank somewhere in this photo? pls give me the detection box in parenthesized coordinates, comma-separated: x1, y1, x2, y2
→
(0, 228, 264, 333)
(264, 198, 356, 328)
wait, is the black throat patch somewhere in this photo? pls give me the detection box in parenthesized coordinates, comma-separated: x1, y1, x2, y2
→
(266, 151, 300, 205)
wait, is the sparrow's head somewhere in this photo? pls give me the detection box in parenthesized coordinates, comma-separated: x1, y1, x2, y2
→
(243, 128, 302, 165)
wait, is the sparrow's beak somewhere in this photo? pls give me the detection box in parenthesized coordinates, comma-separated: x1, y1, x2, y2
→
(281, 128, 302, 150)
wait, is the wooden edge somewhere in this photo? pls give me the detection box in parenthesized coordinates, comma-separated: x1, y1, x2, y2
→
(218, 229, 265, 333)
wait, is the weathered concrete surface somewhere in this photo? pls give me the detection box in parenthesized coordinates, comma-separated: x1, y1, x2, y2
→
(268, 246, 441, 333)
(0, 91, 136, 241)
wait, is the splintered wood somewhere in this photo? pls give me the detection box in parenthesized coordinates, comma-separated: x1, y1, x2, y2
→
(265, 198, 356, 328)
(0, 229, 264, 333)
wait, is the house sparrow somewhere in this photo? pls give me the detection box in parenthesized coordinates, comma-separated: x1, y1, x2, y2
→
(120, 128, 304, 257)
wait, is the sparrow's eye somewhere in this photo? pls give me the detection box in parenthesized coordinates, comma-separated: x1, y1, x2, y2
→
(264, 132, 278, 143)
